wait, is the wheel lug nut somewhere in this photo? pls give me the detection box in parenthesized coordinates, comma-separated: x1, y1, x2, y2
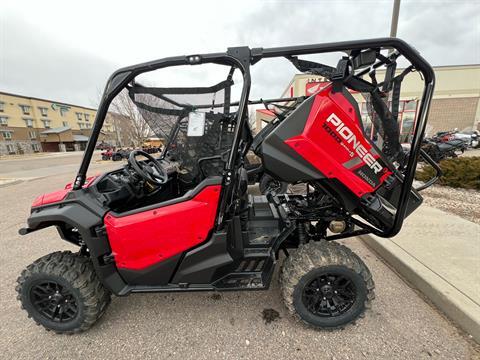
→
(48, 296, 51, 299)
(334, 290, 338, 294)
(323, 297, 326, 300)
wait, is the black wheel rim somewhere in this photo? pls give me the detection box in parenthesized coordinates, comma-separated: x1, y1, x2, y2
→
(301, 272, 356, 317)
(29, 281, 78, 322)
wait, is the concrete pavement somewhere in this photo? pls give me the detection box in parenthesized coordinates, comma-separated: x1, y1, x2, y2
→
(0, 157, 478, 359)
(0, 150, 119, 183)
(362, 206, 480, 343)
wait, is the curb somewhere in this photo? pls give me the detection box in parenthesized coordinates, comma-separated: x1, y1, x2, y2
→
(0, 179, 23, 188)
(360, 234, 480, 343)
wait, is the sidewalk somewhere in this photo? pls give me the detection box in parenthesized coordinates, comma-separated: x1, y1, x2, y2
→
(361, 205, 480, 343)
(0, 150, 84, 161)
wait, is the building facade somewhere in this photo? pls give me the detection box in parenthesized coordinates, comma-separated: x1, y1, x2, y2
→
(256, 64, 480, 141)
(0, 91, 116, 155)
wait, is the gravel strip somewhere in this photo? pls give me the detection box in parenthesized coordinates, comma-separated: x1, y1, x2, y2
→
(418, 184, 480, 225)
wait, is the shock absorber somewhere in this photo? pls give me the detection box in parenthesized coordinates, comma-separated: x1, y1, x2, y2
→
(298, 222, 307, 244)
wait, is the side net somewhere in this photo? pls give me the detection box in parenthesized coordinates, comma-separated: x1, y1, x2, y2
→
(127, 76, 237, 184)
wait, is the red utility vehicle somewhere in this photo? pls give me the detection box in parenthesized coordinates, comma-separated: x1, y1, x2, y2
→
(16, 39, 440, 334)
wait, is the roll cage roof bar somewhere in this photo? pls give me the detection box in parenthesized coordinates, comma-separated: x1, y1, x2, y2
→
(74, 37, 435, 238)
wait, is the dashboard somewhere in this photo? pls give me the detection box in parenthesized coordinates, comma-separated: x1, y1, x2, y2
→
(95, 158, 180, 211)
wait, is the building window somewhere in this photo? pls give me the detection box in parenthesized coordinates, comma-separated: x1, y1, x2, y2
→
(29, 131, 37, 139)
(19, 104, 31, 115)
(78, 122, 85, 129)
(2, 131, 12, 140)
(60, 107, 69, 117)
(42, 119, 51, 128)
(85, 123, 91, 129)
(0, 101, 4, 112)
(38, 107, 48, 117)
(84, 113, 90, 121)
(31, 143, 40, 152)
(24, 118, 34, 127)
(63, 121, 69, 127)
(404, 100, 418, 112)
(0, 116, 8, 125)
(6, 144, 15, 154)
(76, 112, 83, 121)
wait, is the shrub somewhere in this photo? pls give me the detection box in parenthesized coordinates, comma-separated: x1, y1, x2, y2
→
(416, 156, 480, 190)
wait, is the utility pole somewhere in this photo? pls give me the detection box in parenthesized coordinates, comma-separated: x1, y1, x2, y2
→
(390, 0, 401, 37)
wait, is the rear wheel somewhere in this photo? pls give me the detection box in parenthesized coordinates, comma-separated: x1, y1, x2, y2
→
(280, 241, 374, 329)
(16, 251, 111, 334)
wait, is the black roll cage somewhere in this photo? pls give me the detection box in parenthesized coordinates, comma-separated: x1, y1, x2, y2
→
(73, 38, 436, 238)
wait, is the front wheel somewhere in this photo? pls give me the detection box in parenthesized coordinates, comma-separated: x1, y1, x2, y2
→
(16, 251, 111, 334)
(280, 242, 374, 329)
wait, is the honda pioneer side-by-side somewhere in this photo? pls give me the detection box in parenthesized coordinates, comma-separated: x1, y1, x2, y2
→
(16, 38, 440, 334)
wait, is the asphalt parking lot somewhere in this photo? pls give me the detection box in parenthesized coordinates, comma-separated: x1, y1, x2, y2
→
(0, 154, 477, 359)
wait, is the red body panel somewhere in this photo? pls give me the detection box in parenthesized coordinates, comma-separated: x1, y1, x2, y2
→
(31, 175, 99, 208)
(104, 185, 221, 270)
(286, 86, 390, 197)
(31, 189, 69, 207)
(64, 175, 99, 190)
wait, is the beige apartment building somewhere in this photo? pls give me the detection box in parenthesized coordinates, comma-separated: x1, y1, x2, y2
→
(256, 64, 480, 141)
(0, 91, 117, 155)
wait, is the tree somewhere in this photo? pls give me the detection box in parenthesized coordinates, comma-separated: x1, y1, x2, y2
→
(109, 90, 154, 148)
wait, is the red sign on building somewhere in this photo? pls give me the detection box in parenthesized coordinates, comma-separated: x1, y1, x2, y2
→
(305, 81, 329, 96)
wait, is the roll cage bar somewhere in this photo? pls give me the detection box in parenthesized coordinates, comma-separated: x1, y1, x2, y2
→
(74, 38, 435, 238)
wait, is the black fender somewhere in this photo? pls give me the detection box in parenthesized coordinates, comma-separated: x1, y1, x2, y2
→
(19, 201, 128, 295)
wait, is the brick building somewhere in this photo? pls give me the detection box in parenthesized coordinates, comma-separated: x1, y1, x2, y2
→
(0, 92, 117, 155)
(256, 64, 480, 140)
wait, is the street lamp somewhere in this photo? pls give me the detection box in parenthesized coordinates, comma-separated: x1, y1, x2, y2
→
(390, 0, 401, 37)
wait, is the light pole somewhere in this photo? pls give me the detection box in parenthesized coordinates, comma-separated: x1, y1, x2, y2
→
(390, 0, 401, 37)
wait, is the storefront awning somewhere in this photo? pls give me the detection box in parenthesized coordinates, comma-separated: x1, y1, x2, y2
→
(41, 126, 71, 134)
(73, 134, 89, 142)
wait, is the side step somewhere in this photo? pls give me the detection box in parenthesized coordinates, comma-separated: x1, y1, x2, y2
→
(212, 255, 275, 290)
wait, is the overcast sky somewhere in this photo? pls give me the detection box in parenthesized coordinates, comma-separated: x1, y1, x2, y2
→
(1, 0, 479, 108)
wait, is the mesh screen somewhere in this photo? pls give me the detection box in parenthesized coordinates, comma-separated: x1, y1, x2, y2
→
(130, 86, 235, 184)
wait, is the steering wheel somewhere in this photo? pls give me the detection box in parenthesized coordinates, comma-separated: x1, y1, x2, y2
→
(128, 150, 168, 185)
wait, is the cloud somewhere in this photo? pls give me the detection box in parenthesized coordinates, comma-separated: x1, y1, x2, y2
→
(232, 0, 480, 98)
(0, 0, 478, 107)
(0, 13, 117, 107)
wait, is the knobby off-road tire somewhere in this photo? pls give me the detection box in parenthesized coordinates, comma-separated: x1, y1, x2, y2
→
(280, 241, 375, 329)
(16, 251, 111, 334)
